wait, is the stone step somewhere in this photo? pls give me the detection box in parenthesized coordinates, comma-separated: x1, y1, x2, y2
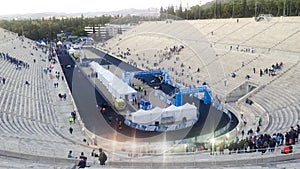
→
(0, 112, 11, 134)
(5, 113, 20, 135)
(16, 115, 32, 135)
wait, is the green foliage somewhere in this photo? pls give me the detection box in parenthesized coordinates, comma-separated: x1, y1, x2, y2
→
(0, 16, 115, 41)
(2, 0, 300, 41)
(159, 0, 300, 19)
(0, 14, 162, 41)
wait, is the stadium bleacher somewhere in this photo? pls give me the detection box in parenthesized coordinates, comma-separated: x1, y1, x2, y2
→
(101, 18, 300, 99)
(0, 28, 91, 163)
(101, 16, 300, 163)
(1, 15, 300, 168)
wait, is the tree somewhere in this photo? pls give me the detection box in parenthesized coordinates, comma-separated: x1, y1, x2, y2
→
(159, 6, 166, 20)
(167, 5, 176, 16)
(190, 5, 201, 19)
(176, 3, 185, 19)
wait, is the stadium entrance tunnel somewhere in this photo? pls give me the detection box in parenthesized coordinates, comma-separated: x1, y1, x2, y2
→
(225, 81, 258, 103)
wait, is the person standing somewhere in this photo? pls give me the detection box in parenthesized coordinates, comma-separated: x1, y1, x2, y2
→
(258, 117, 262, 126)
(260, 69, 263, 77)
(98, 148, 107, 165)
(67, 150, 73, 158)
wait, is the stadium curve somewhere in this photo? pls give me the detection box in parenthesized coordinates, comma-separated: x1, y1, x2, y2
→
(1, 16, 300, 168)
(57, 46, 237, 143)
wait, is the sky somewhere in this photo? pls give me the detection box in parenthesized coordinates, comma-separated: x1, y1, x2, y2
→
(1, 0, 213, 15)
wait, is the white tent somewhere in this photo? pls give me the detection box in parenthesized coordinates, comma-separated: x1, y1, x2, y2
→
(181, 103, 197, 112)
(165, 105, 180, 115)
(131, 107, 163, 125)
(90, 61, 107, 81)
(163, 105, 179, 123)
(162, 105, 175, 118)
(151, 107, 164, 118)
(162, 104, 197, 123)
(89, 61, 101, 72)
(111, 81, 136, 99)
(131, 109, 150, 125)
(109, 78, 127, 98)
(102, 70, 114, 87)
(176, 103, 197, 123)
(89, 61, 137, 100)
(131, 103, 197, 128)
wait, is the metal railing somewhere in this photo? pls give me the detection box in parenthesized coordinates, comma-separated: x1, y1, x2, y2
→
(101, 145, 300, 167)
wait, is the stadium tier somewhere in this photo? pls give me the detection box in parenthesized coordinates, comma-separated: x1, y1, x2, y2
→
(1, 16, 300, 168)
(0, 28, 90, 166)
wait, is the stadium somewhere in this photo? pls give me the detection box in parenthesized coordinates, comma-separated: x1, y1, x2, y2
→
(1, 3, 300, 169)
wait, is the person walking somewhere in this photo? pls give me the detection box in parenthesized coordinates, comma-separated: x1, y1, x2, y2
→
(108, 115, 112, 124)
(69, 127, 73, 134)
(69, 116, 74, 125)
(71, 111, 76, 123)
(118, 120, 122, 129)
(63, 93, 67, 101)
